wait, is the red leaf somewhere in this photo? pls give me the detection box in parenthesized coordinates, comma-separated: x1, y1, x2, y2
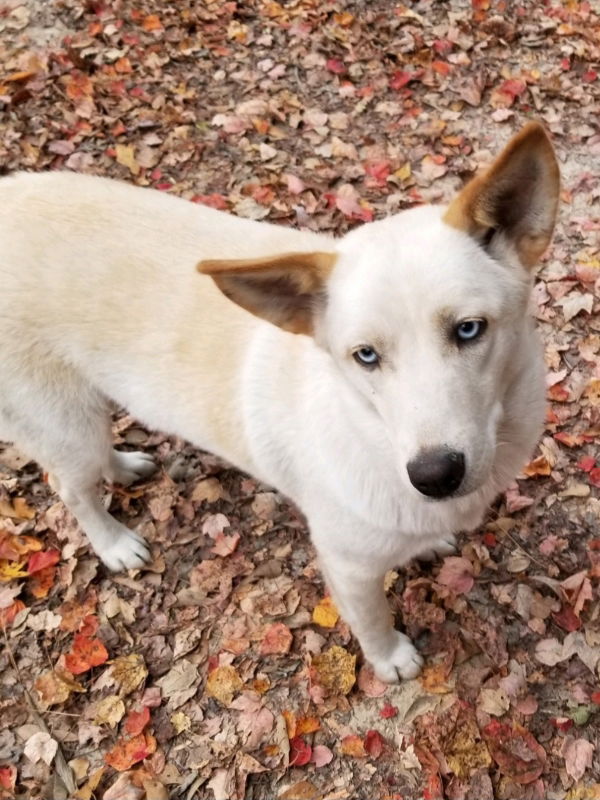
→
(591, 691, 600, 705)
(433, 39, 453, 55)
(64, 633, 108, 674)
(499, 78, 527, 99)
(389, 70, 413, 89)
(0, 600, 25, 628)
(27, 549, 60, 574)
(582, 69, 597, 83)
(326, 59, 346, 74)
(364, 729, 384, 759)
(289, 736, 312, 766)
(380, 703, 398, 719)
(124, 706, 150, 736)
(577, 456, 596, 472)
(552, 605, 581, 632)
(364, 160, 391, 186)
(483, 721, 545, 784)
(191, 193, 228, 210)
(423, 771, 444, 800)
(28, 565, 56, 599)
(0, 765, 16, 791)
(589, 468, 600, 488)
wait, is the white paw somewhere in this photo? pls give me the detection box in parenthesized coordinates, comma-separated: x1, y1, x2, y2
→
(108, 450, 157, 487)
(417, 535, 457, 562)
(99, 527, 150, 571)
(369, 632, 424, 683)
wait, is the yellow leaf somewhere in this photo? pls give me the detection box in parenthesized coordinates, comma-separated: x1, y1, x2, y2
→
(107, 653, 148, 697)
(170, 711, 191, 734)
(311, 645, 356, 696)
(394, 163, 412, 181)
(205, 665, 243, 706)
(115, 144, 140, 176)
(0, 559, 29, 582)
(75, 767, 105, 800)
(312, 596, 339, 628)
(93, 694, 125, 727)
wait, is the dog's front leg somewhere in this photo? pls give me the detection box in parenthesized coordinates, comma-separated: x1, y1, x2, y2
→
(318, 557, 423, 683)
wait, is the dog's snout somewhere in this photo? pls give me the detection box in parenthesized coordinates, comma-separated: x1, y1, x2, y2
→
(406, 448, 465, 499)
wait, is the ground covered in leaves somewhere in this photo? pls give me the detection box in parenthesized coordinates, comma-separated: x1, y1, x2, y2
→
(1, 0, 600, 798)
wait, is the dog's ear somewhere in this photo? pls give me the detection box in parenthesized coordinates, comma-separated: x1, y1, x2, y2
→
(197, 251, 337, 334)
(444, 122, 560, 268)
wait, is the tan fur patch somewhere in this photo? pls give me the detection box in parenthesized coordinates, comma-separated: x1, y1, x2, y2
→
(444, 121, 560, 268)
(197, 251, 337, 334)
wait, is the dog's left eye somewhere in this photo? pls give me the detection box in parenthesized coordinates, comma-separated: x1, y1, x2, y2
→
(353, 346, 380, 368)
(455, 318, 487, 344)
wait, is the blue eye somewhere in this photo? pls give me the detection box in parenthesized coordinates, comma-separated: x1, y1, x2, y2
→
(455, 319, 487, 343)
(353, 346, 380, 368)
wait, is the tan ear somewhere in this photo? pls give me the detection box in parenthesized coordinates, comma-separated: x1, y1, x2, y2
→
(444, 122, 560, 268)
(197, 251, 337, 335)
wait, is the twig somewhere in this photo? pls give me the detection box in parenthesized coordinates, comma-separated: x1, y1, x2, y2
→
(2, 627, 76, 796)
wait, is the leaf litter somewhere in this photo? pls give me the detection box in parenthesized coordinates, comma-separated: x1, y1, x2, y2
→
(1, 0, 600, 798)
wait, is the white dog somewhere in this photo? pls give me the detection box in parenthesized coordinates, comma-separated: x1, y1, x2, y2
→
(0, 123, 559, 681)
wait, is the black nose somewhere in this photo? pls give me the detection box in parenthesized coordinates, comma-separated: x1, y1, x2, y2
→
(406, 449, 465, 499)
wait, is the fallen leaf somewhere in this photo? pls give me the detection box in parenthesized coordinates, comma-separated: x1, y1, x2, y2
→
(104, 732, 157, 771)
(35, 668, 85, 707)
(310, 744, 333, 768)
(437, 557, 474, 594)
(94, 695, 126, 728)
(289, 736, 312, 766)
(260, 622, 292, 655)
(563, 738, 594, 782)
(340, 734, 366, 757)
(311, 645, 356, 696)
(483, 720, 545, 784)
(364, 729, 384, 759)
(24, 731, 58, 766)
(205, 664, 243, 706)
(312, 595, 339, 628)
(64, 633, 108, 674)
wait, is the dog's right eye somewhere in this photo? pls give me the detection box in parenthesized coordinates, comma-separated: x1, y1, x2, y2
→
(353, 346, 380, 368)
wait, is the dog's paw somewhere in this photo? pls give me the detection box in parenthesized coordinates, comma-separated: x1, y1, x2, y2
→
(370, 632, 424, 683)
(100, 527, 150, 571)
(109, 450, 157, 487)
(417, 535, 457, 562)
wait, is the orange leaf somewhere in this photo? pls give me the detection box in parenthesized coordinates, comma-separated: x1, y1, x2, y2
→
(124, 706, 150, 737)
(65, 633, 108, 674)
(295, 716, 320, 736)
(27, 549, 60, 574)
(0, 531, 41, 560)
(104, 732, 156, 771)
(340, 734, 366, 757)
(79, 614, 99, 637)
(28, 565, 56, 599)
(432, 60, 451, 76)
(0, 600, 25, 628)
(114, 57, 133, 74)
(142, 14, 163, 31)
(59, 590, 97, 632)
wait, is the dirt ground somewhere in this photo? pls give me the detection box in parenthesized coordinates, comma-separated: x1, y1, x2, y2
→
(1, 1, 600, 798)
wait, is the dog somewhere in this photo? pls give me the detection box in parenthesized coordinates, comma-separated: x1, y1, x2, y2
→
(0, 122, 559, 681)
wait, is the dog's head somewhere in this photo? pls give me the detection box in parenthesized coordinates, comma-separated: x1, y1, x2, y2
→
(199, 122, 559, 502)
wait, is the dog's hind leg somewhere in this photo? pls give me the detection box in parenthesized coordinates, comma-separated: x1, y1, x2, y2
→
(1, 365, 150, 571)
